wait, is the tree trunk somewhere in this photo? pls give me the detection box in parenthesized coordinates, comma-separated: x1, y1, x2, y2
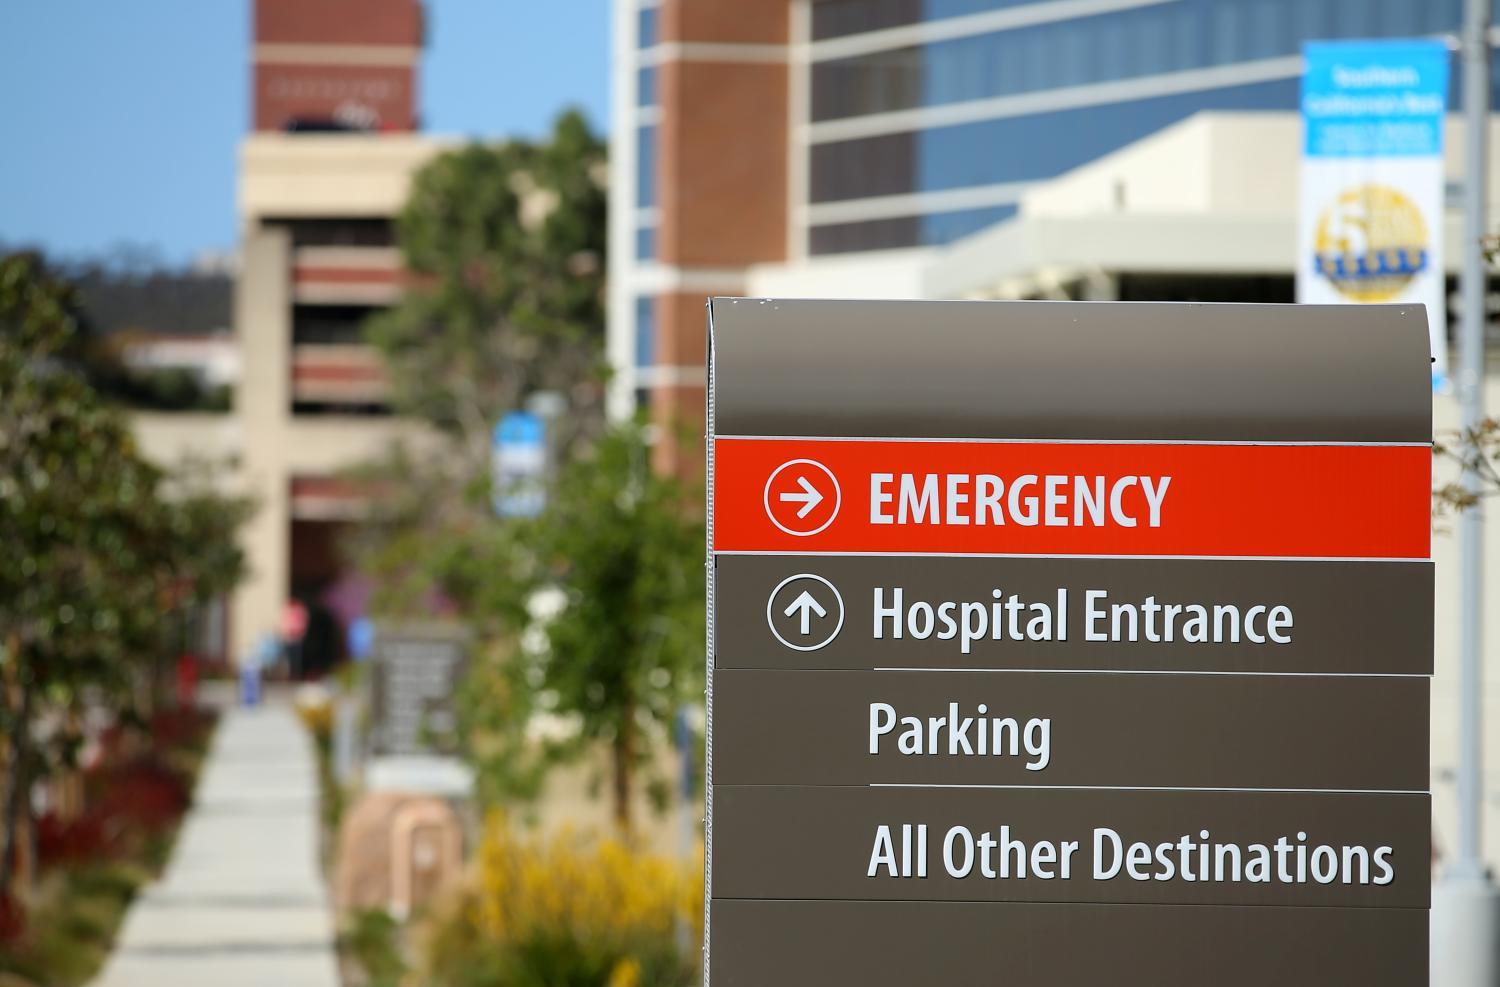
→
(0, 671, 33, 898)
(612, 701, 635, 835)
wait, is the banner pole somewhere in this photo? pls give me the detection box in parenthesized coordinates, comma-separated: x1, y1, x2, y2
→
(1456, 0, 1490, 883)
(1433, 3, 1500, 982)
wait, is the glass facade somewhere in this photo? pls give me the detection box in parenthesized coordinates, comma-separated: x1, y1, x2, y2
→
(813, 0, 1047, 40)
(804, 0, 1477, 254)
(638, 65, 657, 106)
(635, 226, 656, 260)
(812, 0, 1486, 41)
(813, 0, 1460, 121)
(637, 124, 657, 208)
(635, 8, 658, 260)
(810, 203, 1016, 254)
(638, 5, 659, 48)
(812, 76, 1300, 202)
(634, 296, 655, 368)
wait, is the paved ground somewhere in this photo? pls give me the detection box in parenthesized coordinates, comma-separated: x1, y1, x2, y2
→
(91, 701, 340, 987)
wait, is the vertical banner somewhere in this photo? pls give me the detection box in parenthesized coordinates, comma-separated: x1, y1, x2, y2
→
(1299, 40, 1450, 388)
(492, 410, 546, 518)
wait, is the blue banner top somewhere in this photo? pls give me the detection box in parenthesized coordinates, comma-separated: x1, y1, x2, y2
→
(494, 410, 545, 448)
(1302, 40, 1450, 158)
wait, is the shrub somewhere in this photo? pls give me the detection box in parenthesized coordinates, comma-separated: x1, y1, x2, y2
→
(342, 908, 407, 987)
(422, 814, 701, 987)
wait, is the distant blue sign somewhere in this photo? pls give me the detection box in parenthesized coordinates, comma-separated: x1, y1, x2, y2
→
(1299, 39, 1451, 392)
(347, 616, 375, 662)
(1302, 41, 1449, 158)
(492, 411, 547, 517)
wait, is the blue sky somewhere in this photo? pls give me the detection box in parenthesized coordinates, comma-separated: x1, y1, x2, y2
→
(0, 0, 609, 265)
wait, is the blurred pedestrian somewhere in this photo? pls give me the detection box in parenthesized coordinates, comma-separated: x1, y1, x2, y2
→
(280, 598, 309, 680)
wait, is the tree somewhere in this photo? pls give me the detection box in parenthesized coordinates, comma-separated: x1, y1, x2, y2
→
(366, 109, 607, 468)
(0, 253, 251, 896)
(517, 423, 705, 832)
(348, 111, 610, 794)
(1435, 419, 1500, 517)
(354, 112, 706, 831)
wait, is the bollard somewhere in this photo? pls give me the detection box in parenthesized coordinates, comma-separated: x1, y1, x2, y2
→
(1432, 877, 1500, 986)
(239, 661, 262, 707)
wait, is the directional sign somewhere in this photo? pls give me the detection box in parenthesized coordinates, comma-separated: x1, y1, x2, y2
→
(763, 459, 840, 536)
(492, 411, 546, 518)
(704, 298, 1432, 987)
(764, 573, 844, 651)
(784, 591, 823, 633)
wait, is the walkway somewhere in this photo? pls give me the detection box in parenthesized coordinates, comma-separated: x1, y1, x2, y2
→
(91, 701, 340, 987)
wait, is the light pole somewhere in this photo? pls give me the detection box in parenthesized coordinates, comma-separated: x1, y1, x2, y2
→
(1433, 1, 1500, 981)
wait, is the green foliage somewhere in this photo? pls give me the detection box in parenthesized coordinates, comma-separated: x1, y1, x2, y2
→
(0, 252, 252, 893)
(523, 424, 704, 827)
(0, 252, 250, 681)
(0, 861, 149, 986)
(365, 110, 607, 455)
(1434, 418, 1500, 519)
(452, 422, 705, 827)
(352, 112, 704, 828)
(1, 254, 160, 688)
(341, 908, 408, 987)
(0, 711, 215, 987)
(420, 816, 701, 987)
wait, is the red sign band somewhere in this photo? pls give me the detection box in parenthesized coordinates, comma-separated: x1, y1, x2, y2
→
(712, 438, 1431, 559)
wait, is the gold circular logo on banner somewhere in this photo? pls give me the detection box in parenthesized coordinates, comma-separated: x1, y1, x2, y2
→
(1311, 184, 1430, 302)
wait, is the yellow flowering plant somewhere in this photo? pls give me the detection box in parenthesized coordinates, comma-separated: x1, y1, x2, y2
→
(422, 813, 702, 987)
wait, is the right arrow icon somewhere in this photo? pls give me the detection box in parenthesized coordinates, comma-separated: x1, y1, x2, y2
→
(763, 459, 841, 537)
(779, 476, 824, 518)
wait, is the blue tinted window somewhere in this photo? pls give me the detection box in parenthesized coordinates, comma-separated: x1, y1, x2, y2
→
(812, 0, 1463, 121)
(1451, 46, 1500, 110)
(638, 6, 659, 48)
(636, 226, 656, 260)
(812, 76, 1302, 202)
(918, 76, 1300, 191)
(635, 296, 655, 368)
(816, 0, 1463, 42)
(814, 0, 1048, 40)
(637, 125, 657, 208)
(809, 203, 1017, 254)
(923, 204, 1015, 244)
(638, 66, 657, 107)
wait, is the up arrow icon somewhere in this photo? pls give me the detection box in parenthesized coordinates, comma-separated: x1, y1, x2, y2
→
(767, 574, 844, 652)
(783, 589, 828, 636)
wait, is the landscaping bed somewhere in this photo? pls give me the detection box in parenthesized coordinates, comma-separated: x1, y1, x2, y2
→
(0, 707, 217, 987)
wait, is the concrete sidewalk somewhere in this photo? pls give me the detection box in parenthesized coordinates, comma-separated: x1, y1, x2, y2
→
(91, 702, 340, 987)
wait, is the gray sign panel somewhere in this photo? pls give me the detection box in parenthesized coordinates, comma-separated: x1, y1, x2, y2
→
(712, 786, 1429, 908)
(713, 668, 1428, 791)
(718, 554, 1434, 674)
(370, 622, 468, 756)
(710, 900, 1427, 987)
(709, 298, 1430, 443)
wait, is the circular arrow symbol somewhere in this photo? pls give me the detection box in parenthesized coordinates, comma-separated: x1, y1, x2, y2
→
(763, 459, 841, 536)
(766, 573, 845, 651)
